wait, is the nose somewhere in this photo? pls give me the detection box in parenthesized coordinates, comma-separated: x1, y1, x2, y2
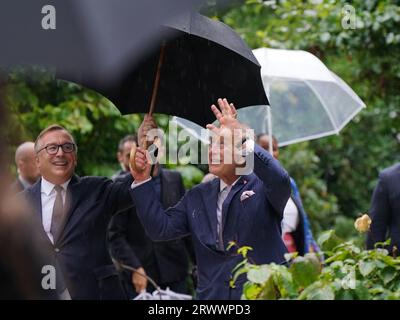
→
(55, 146, 65, 156)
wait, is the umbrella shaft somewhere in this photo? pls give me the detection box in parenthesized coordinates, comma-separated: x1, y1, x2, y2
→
(148, 42, 166, 117)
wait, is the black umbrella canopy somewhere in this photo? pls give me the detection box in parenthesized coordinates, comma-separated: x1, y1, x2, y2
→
(0, 0, 205, 89)
(108, 12, 269, 127)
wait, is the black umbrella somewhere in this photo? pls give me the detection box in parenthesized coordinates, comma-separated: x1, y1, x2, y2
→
(0, 0, 205, 89)
(107, 11, 269, 128)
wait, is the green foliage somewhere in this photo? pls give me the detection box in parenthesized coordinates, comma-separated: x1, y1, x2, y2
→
(234, 230, 400, 300)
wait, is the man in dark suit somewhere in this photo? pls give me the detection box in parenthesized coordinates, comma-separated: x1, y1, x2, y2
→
(367, 163, 400, 252)
(130, 98, 291, 299)
(23, 124, 133, 299)
(10, 141, 40, 193)
(108, 134, 193, 298)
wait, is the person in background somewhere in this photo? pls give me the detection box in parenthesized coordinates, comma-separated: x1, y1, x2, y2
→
(257, 133, 320, 255)
(10, 141, 40, 192)
(111, 135, 137, 180)
(367, 163, 400, 253)
(108, 129, 195, 299)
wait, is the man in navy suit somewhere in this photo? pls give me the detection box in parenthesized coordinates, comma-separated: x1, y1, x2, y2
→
(367, 163, 400, 252)
(130, 98, 290, 299)
(23, 124, 133, 299)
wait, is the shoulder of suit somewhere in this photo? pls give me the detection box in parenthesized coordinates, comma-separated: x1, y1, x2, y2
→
(380, 163, 400, 181)
(79, 176, 110, 185)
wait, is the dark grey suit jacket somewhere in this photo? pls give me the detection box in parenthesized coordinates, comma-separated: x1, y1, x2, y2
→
(367, 163, 400, 251)
(23, 174, 133, 299)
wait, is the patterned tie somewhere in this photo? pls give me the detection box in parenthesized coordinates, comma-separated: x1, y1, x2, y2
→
(50, 185, 64, 243)
(216, 186, 230, 251)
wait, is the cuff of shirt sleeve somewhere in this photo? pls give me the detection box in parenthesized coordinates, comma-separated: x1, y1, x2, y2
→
(131, 177, 152, 189)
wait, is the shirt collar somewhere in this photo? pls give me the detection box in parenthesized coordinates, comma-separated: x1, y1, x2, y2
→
(219, 177, 241, 192)
(41, 177, 71, 196)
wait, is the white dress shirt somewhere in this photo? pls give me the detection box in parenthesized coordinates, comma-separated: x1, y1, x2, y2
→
(41, 177, 70, 244)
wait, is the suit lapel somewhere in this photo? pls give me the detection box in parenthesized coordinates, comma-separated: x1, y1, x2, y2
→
(28, 179, 54, 246)
(30, 179, 43, 222)
(203, 178, 220, 243)
(221, 175, 251, 232)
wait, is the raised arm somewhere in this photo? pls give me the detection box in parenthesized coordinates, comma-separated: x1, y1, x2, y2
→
(206, 98, 290, 217)
(252, 143, 291, 217)
(129, 115, 190, 241)
(129, 179, 190, 241)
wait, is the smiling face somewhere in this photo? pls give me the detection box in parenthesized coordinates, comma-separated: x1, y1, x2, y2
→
(35, 129, 77, 185)
(208, 128, 237, 181)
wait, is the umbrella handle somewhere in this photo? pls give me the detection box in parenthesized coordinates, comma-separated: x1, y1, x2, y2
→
(129, 138, 160, 174)
(130, 42, 166, 173)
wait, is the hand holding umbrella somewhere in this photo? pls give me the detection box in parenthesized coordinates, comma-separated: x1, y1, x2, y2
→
(130, 114, 161, 173)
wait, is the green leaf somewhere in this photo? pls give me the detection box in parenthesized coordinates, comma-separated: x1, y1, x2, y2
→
(242, 282, 262, 300)
(354, 281, 371, 300)
(359, 261, 376, 277)
(258, 275, 278, 300)
(247, 265, 272, 284)
(299, 283, 335, 300)
(382, 268, 397, 285)
(317, 230, 341, 252)
(290, 256, 320, 288)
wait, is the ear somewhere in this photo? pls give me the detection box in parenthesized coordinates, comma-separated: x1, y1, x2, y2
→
(116, 151, 123, 163)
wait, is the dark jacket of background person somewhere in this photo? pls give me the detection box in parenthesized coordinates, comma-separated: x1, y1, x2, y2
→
(108, 168, 194, 298)
(9, 177, 25, 193)
(22, 174, 133, 299)
(367, 163, 400, 252)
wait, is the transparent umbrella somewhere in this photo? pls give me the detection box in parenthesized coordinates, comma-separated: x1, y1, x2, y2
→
(251, 47, 366, 148)
(172, 48, 365, 154)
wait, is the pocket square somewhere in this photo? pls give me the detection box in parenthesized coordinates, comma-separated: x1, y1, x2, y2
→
(240, 190, 255, 202)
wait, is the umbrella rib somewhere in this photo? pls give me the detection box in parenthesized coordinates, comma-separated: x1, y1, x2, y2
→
(335, 103, 366, 133)
(303, 79, 339, 131)
(278, 130, 340, 147)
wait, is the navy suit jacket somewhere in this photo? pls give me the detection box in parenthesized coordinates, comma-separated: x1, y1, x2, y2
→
(23, 174, 133, 300)
(130, 144, 290, 299)
(367, 163, 400, 251)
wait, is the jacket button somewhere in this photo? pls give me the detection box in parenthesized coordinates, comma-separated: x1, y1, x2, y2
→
(54, 248, 60, 253)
